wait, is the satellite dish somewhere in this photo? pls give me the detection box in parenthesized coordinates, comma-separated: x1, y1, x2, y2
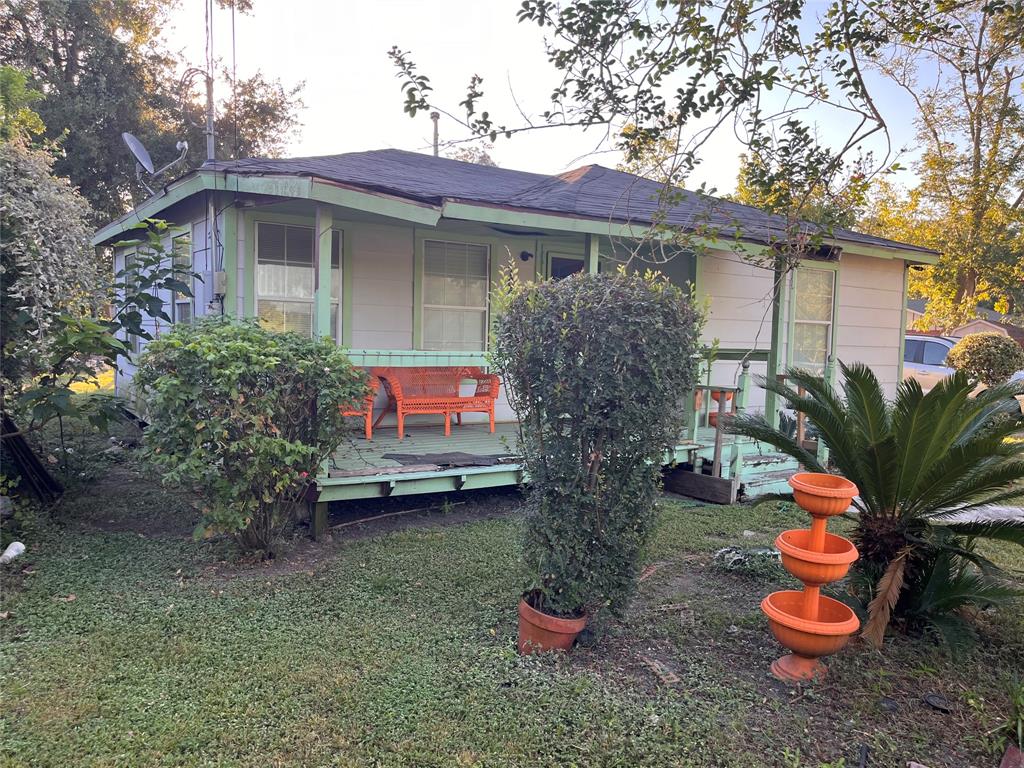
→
(122, 132, 154, 174)
(121, 132, 189, 198)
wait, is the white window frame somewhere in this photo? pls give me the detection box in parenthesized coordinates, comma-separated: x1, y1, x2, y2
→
(420, 238, 491, 352)
(789, 266, 838, 373)
(171, 231, 194, 324)
(254, 221, 342, 341)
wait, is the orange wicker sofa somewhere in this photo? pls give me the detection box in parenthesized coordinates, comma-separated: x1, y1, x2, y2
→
(371, 366, 500, 439)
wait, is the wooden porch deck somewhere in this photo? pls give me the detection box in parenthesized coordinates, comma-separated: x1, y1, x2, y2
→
(317, 421, 745, 502)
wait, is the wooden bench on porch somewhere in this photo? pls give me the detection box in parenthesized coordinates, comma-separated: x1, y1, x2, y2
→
(369, 366, 500, 439)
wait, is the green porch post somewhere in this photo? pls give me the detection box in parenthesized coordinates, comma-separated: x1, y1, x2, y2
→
(314, 205, 333, 339)
(221, 203, 238, 317)
(584, 234, 599, 274)
(728, 360, 752, 501)
(765, 257, 785, 429)
(897, 262, 909, 383)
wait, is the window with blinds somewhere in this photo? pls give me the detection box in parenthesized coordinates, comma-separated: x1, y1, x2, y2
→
(791, 268, 836, 372)
(422, 240, 490, 351)
(256, 223, 341, 340)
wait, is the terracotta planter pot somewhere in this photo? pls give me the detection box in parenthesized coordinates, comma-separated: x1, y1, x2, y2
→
(788, 472, 858, 518)
(776, 529, 859, 586)
(706, 390, 734, 427)
(1002, 745, 1024, 768)
(762, 590, 860, 681)
(518, 598, 587, 654)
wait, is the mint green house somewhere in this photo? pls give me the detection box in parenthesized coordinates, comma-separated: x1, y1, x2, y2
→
(92, 149, 937, 526)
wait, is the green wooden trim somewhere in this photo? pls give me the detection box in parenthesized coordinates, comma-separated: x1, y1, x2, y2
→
(314, 205, 333, 338)
(242, 211, 256, 318)
(584, 234, 599, 274)
(897, 262, 909, 383)
(92, 173, 212, 245)
(728, 361, 752, 500)
(838, 240, 939, 265)
(221, 204, 238, 317)
(412, 227, 424, 349)
(310, 180, 440, 226)
(342, 228, 354, 347)
(765, 257, 785, 428)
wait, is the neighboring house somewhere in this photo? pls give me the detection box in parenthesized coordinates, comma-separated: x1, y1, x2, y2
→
(906, 298, 1024, 347)
(93, 149, 937, 516)
(950, 317, 1024, 347)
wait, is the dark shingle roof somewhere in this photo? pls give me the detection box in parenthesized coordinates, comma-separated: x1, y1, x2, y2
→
(204, 149, 936, 255)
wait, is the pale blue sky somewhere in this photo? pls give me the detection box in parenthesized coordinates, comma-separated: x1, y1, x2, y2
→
(165, 0, 922, 193)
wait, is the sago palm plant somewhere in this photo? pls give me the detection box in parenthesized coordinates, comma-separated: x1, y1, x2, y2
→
(730, 362, 1024, 647)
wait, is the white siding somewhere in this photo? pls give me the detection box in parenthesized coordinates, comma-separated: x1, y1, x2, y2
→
(834, 253, 905, 397)
(350, 223, 415, 349)
(700, 249, 776, 409)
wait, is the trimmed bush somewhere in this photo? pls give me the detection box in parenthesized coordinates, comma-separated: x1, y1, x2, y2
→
(493, 269, 702, 617)
(136, 319, 368, 554)
(947, 332, 1024, 386)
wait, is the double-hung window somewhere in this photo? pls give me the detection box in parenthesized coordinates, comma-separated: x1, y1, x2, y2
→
(791, 267, 836, 373)
(171, 232, 193, 324)
(422, 240, 489, 351)
(256, 222, 341, 340)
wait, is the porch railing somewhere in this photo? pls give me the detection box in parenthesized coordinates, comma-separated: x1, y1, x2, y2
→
(346, 349, 489, 368)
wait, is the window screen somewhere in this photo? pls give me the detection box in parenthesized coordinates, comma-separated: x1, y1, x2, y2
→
(791, 268, 835, 372)
(256, 223, 341, 340)
(422, 240, 489, 351)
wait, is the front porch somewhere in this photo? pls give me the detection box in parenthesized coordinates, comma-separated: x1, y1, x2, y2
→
(318, 421, 747, 499)
(314, 353, 803, 513)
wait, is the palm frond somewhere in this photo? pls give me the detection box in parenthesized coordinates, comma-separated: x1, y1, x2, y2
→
(941, 519, 1024, 547)
(863, 548, 909, 648)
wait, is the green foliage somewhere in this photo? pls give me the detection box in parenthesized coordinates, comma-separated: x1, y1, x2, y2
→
(947, 333, 1024, 386)
(0, 137, 98, 387)
(0, 65, 44, 141)
(730, 363, 1024, 645)
(0, 1, 302, 220)
(136, 320, 368, 554)
(3, 220, 196, 437)
(492, 269, 702, 616)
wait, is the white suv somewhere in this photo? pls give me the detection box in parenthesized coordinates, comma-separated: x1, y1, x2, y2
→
(903, 334, 957, 393)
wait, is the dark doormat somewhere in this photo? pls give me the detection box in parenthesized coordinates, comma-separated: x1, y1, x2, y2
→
(382, 451, 507, 468)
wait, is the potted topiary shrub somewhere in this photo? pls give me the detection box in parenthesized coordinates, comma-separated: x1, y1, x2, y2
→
(493, 269, 702, 652)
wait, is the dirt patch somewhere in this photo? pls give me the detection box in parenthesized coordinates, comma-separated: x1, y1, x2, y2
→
(63, 462, 199, 539)
(201, 487, 526, 582)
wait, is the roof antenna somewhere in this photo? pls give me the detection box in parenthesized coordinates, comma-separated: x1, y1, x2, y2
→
(121, 132, 189, 196)
(431, 111, 440, 157)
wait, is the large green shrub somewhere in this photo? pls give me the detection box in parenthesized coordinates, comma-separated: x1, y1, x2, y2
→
(493, 269, 702, 617)
(731, 364, 1024, 647)
(136, 320, 368, 554)
(947, 332, 1024, 386)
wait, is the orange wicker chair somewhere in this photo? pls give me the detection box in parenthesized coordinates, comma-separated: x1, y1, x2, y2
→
(457, 366, 500, 433)
(371, 366, 500, 439)
(339, 375, 380, 440)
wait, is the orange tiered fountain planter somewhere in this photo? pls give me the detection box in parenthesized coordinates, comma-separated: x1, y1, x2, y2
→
(761, 472, 861, 681)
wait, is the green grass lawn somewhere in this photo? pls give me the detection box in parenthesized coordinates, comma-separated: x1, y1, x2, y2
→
(2, 441, 1023, 767)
